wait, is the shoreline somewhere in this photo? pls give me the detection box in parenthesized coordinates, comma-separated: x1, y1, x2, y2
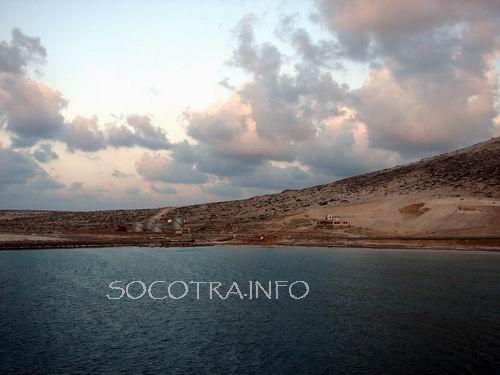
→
(1, 237, 499, 252)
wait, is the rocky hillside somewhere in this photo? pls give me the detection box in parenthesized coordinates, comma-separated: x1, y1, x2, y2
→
(164, 136, 500, 235)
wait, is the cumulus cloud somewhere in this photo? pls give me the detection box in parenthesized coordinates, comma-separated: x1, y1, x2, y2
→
(149, 2, 498, 201)
(0, 29, 172, 152)
(0, 146, 40, 185)
(107, 115, 171, 150)
(0, 29, 67, 147)
(32, 142, 58, 162)
(135, 153, 208, 184)
(313, 0, 500, 152)
(63, 116, 106, 152)
(165, 12, 394, 193)
(354, 68, 496, 155)
(0, 28, 46, 74)
(60, 114, 171, 153)
(314, 0, 500, 66)
(0, 144, 62, 189)
(171, 2, 499, 195)
(0, 75, 67, 147)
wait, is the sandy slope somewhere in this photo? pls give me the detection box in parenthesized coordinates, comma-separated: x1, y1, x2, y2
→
(294, 192, 500, 237)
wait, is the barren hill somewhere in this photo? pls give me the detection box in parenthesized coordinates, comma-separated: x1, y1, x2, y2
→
(1, 137, 499, 249)
(166, 136, 500, 238)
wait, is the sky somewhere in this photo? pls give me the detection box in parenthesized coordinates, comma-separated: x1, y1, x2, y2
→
(0, 0, 499, 210)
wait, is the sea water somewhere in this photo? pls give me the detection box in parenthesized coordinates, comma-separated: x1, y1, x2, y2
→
(1, 246, 499, 374)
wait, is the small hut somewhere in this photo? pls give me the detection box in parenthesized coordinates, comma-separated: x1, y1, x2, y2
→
(317, 214, 350, 228)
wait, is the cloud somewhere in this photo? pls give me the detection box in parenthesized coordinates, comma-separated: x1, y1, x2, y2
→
(135, 153, 208, 184)
(309, 0, 499, 154)
(354, 68, 496, 155)
(157, 4, 498, 202)
(61, 114, 171, 153)
(202, 183, 244, 199)
(29, 172, 64, 190)
(183, 3, 498, 183)
(314, 0, 500, 66)
(107, 115, 171, 150)
(0, 146, 40, 185)
(0, 29, 172, 152)
(112, 168, 131, 178)
(0, 28, 46, 74)
(70, 181, 83, 191)
(279, 19, 343, 69)
(125, 186, 142, 196)
(0, 75, 67, 147)
(229, 162, 312, 190)
(0, 77, 171, 152)
(0, 29, 66, 147)
(0, 144, 61, 189)
(151, 183, 177, 194)
(218, 77, 236, 91)
(313, 0, 500, 80)
(165, 14, 391, 192)
(32, 142, 58, 162)
(63, 116, 106, 152)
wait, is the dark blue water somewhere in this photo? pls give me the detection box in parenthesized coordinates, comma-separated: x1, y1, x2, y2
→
(0, 246, 499, 374)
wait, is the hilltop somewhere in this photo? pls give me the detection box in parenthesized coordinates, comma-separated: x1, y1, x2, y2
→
(1, 136, 499, 250)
